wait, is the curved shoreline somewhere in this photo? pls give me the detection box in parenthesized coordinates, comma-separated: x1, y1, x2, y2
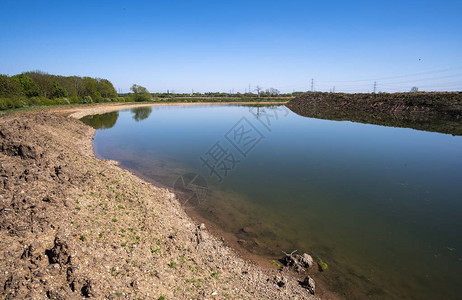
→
(0, 103, 322, 299)
(58, 101, 288, 119)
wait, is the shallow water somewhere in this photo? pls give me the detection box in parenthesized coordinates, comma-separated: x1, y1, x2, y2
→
(82, 105, 462, 299)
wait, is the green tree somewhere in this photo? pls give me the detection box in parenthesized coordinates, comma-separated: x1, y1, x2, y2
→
(130, 84, 151, 102)
(0, 75, 22, 97)
(11, 74, 40, 97)
(24, 71, 54, 98)
(96, 78, 117, 98)
(50, 80, 68, 98)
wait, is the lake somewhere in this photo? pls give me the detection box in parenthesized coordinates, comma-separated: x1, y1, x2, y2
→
(81, 104, 462, 299)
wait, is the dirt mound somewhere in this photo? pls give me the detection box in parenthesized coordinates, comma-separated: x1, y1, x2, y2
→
(287, 92, 462, 135)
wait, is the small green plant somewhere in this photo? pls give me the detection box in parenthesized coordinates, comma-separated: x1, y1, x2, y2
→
(318, 258, 328, 271)
(270, 260, 283, 267)
(121, 242, 127, 247)
(79, 235, 86, 241)
(158, 296, 166, 300)
(168, 261, 177, 268)
(112, 218, 117, 222)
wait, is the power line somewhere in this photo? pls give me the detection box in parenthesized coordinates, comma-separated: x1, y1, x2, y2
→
(316, 65, 462, 83)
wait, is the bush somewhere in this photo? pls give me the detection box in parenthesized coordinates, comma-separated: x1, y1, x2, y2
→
(81, 96, 93, 104)
(11, 97, 29, 108)
(55, 97, 70, 105)
(27, 97, 42, 106)
(69, 96, 80, 104)
(0, 98, 14, 110)
(42, 98, 55, 106)
(132, 93, 152, 102)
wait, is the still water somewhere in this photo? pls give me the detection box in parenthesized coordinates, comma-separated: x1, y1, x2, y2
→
(81, 105, 462, 299)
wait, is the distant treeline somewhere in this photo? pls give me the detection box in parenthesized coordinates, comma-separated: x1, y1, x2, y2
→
(0, 71, 132, 110)
(118, 91, 305, 98)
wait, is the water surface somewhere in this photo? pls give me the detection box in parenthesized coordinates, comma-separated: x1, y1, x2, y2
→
(82, 105, 462, 299)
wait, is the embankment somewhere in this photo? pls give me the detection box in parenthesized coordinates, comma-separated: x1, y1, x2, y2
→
(286, 92, 462, 135)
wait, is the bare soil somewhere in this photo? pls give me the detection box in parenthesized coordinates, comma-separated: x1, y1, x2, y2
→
(0, 105, 319, 299)
(287, 92, 462, 135)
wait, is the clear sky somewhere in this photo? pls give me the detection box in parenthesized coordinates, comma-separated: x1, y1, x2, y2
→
(1, 0, 461, 93)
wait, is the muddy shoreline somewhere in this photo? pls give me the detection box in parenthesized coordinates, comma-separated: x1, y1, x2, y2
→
(0, 103, 321, 299)
(80, 102, 339, 298)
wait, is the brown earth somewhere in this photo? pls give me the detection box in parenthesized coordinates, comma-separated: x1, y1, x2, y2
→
(287, 92, 462, 135)
(0, 105, 320, 300)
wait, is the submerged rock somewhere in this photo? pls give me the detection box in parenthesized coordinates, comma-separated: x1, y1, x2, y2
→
(301, 276, 316, 295)
(281, 250, 314, 272)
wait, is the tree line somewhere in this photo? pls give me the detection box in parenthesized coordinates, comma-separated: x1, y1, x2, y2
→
(0, 71, 136, 110)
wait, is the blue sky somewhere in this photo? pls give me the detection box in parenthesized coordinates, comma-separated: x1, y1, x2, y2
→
(1, 0, 461, 93)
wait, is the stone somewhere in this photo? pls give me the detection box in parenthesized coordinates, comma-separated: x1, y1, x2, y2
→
(299, 253, 314, 268)
(301, 276, 315, 295)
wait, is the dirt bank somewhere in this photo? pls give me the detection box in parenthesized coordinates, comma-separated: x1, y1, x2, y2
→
(0, 105, 318, 299)
(287, 92, 462, 135)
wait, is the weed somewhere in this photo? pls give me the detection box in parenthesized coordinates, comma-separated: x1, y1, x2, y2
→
(270, 260, 283, 267)
(319, 258, 328, 271)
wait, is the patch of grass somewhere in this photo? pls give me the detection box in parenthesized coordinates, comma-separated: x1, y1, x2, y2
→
(79, 235, 86, 242)
(112, 218, 118, 222)
(168, 261, 177, 268)
(158, 296, 166, 300)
